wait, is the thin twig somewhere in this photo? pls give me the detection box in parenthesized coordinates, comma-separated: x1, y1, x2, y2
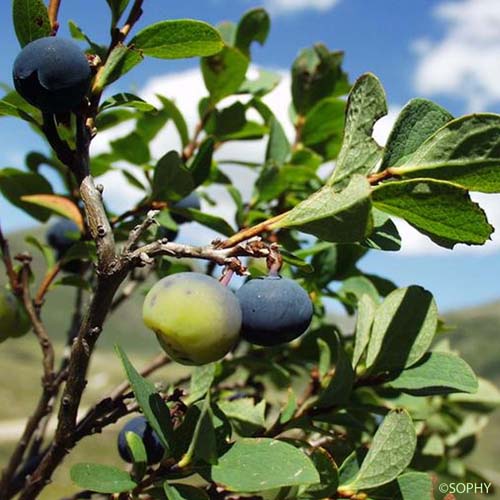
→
(367, 167, 396, 185)
(217, 212, 289, 249)
(0, 261, 56, 497)
(0, 221, 19, 291)
(29, 286, 85, 457)
(19, 260, 55, 385)
(118, 0, 144, 39)
(128, 237, 270, 273)
(123, 209, 160, 254)
(47, 0, 62, 34)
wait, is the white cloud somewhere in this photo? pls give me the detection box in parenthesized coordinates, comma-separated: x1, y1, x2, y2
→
(264, 0, 340, 14)
(413, 0, 500, 111)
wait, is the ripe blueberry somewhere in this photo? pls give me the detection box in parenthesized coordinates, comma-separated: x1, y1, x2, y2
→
(13, 37, 91, 113)
(117, 416, 164, 464)
(236, 276, 313, 346)
(142, 272, 242, 365)
(46, 219, 82, 273)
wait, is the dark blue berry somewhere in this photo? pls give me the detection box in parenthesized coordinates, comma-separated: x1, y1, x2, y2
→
(117, 416, 165, 464)
(236, 276, 313, 346)
(46, 219, 80, 254)
(13, 37, 91, 113)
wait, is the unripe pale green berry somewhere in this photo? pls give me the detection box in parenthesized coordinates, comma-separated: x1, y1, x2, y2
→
(142, 272, 242, 365)
(0, 289, 31, 342)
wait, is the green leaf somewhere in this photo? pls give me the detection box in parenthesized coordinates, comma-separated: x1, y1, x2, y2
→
(91, 153, 118, 176)
(280, 388, 297, 424)
(111, 132, 150, 165)
(115, 346, 174, 454)
(94, 43, 143, 89)
(54, 275, 92, 291)
(329, 73, 387, 189)
(181, 396, 218, 465)
(186, 363, 217, 405)
(337, 276, 380, 306)
(152, 150, 194, 201)
(131, 20, 223, 59)
(338, 449, 367, 487)
(380, 98, 453, 169)
(365, 286, 438, 373)
(217, 398, 266, 436)
(235, 8, 271, 55)
(156, 95, 190, 147)
(352, 294, 376, 368)
(274, 175, 372, 243)
(300, 447, 339, 499)
(12, 0, 51, 47)
(391, 114, 500, 193)
(239, 69, 281, 97)
(292, 44, 349, 115)
(386, 352, 478, 395)
(266, 116, 290, 165)
(421, 434, 445, 456)
(68, 20, 105, 58)
(341, 409, 416, 491)
(0, 168, 53, 221)
(163, 483, 210, 500)
(95, 109, 136, 131)
(366, 471, 433, 500)
(122, 168, 146, 191)
(301, 97, 345, 156)
(183, 209, 235, 237)
(208, 438, 319, 492)
(218, 21, 237, 46)
(255, 164, 318, 203)
(125, 431, 147, 478)
(315, 330, 354, 408)
(0, 97, 40, 125)
(106, 0, 130, 26)
(372, 178, 493, 248)
(207, 101, 245, 137)
(362, 209, 401, 251)
(100, 93, 156, 112)
(190, 138, 214, 187)
(220, 121, 267, 141)
(449, 377, 500, 412)
(25, 235, 56, 270)
(70, 463, 136, 494)
(201, 46, 249, 104)
(62, 241, 96, 264)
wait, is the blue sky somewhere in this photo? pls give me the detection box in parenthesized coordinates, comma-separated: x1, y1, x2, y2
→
(1, 0, 500, 311)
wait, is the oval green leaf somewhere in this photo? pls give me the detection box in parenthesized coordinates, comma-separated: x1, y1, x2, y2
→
(70, 463, 137, 493)
(13, 0, 51, 48)
(131, 20, 223, 59)
(341, 409, 416, 491)
(209, 438, 319, 492)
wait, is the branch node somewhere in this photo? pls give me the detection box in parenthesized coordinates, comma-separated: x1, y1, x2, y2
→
(97, 225, 107, 238)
